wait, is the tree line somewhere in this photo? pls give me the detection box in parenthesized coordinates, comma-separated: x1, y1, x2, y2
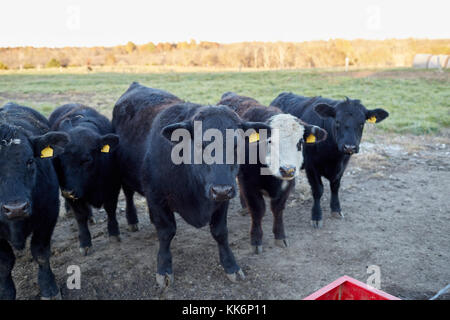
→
(0, 39, 449, 70)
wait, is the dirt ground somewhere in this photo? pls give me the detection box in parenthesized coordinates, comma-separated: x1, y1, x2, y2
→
(10, 127, 449, 300)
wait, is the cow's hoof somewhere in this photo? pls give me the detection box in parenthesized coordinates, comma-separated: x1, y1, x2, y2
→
(310, 220, 323, 228)
(156, 273, 174, 289)
(331, 211, 344, 219)
(252, 245, 263, 254)
(226, 269, 245, 283)
(238, 208, 248, 216)
(79, 246, 92, 256)
(41, 291, 62, 300)
(128, 224, 139, 232)
(109, 235, 121, 243)
(88, 216, 97, 225)
(275, 239, 289, 248)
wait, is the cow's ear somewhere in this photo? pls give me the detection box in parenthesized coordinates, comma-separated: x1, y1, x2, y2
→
(31, 132, 70, 158)
(161, 121, 192, 142)
(366, 108, 389, 123)
(99, 134, 119, 153)
(314, 103, 336, 118)
(242, 121, 271, 141)
(304, 125, 328, 144)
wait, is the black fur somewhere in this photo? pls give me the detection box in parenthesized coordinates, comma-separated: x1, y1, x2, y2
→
(0, 102, 69, 299)
(271, 92, 389, 227)
(49, 104, 121, 252)
(218, 93, 293, 251)
(112, 82, 270, 282)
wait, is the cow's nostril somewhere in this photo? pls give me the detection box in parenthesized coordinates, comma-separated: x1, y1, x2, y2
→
(343, 145, 357, 154)
(280, 166, 296, 178)
(210, 185, 234, 201)
(2, 202, 30, 219)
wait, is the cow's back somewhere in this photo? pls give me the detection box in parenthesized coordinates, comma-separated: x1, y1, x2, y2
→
(271, 93, 311, 118)
(1, 102, 50, 135)
(112, 82, 182, 136)
(112, 82, 183, 193)
(271, 93, 334, 131)
(49, 103, 112, 135)
(218, 92, 265, 117)
(271, 93, 342, 159)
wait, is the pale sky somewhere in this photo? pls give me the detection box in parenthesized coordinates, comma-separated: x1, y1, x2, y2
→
(1, 0, 448, 47)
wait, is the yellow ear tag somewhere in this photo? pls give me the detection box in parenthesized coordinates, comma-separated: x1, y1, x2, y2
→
(249, 132, 260, 143)
(367, 116, 377, 123)
(306, 134, 316, 144)
(40, 146, 54, 158)
(101, 144, 110, 153)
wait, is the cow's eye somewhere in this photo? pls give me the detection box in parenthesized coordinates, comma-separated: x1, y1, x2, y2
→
(81, 156, 92, 165)
(26, 158, 34, 167)
(297, 140, 303, 151)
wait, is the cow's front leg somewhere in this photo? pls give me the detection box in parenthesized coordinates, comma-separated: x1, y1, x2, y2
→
(306, 167, 324, 228)
(270, 181, 293, 248)
(147, 197, 176, 289)
(0, 239, 15, 300)
(31, 235, 60, 300)
(330, 177, 344, 218)
(210, 202, 245, 282)
(238, 189, 248, 216)
(66, 200, 96, 224)
(123, 185, 139, 232)
(237, 179, 248, 216)
(245, 190, 266, 254)
(103, 186, 121, 242)
(70, 200, 93, 255)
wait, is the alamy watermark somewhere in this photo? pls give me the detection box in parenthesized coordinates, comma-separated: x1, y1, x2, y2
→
(66, 5, 81, 31)
(366, 265, 381, 289)
(366, 5, 381, 31)
(67, 265, 81, 290)
(168, 121, 281, 176)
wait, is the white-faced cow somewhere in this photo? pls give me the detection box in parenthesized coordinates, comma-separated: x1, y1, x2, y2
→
(49, 104, 121, 255)
(0, 102, 69, 299)
(271, 93, 389, 228)
(218, 92, 327, 253)
(112, 82, 270, 288)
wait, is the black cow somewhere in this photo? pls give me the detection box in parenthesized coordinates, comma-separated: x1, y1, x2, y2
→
(218, 92, 327, 253)
(112, 82, 270, 288)
(0, 102, 69, 299)
(49, 104, 121, 255)
(271, 93, 389, 228)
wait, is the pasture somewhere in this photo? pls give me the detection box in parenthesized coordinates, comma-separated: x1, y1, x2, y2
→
(0, 67, 449, 299)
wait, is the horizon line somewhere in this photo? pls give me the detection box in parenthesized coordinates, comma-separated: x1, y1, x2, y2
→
(1, 37, 449, 50)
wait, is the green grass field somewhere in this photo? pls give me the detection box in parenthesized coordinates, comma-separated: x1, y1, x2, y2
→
(0, 67, 448, 135)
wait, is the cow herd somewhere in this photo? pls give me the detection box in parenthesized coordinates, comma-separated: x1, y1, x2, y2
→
(0, 81, 388, 299)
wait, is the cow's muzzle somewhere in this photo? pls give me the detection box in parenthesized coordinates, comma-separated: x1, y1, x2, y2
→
(279, 166, 296, 179)
(343, 145, 358, 155)
(2, 202, 31, 219)
(210, 185, 235, 202)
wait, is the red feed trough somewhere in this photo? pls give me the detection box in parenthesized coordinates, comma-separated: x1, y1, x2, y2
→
(303, 276, 401, 300)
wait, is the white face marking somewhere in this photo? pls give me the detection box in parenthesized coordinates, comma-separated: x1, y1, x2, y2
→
(264, 114, 304, 180)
